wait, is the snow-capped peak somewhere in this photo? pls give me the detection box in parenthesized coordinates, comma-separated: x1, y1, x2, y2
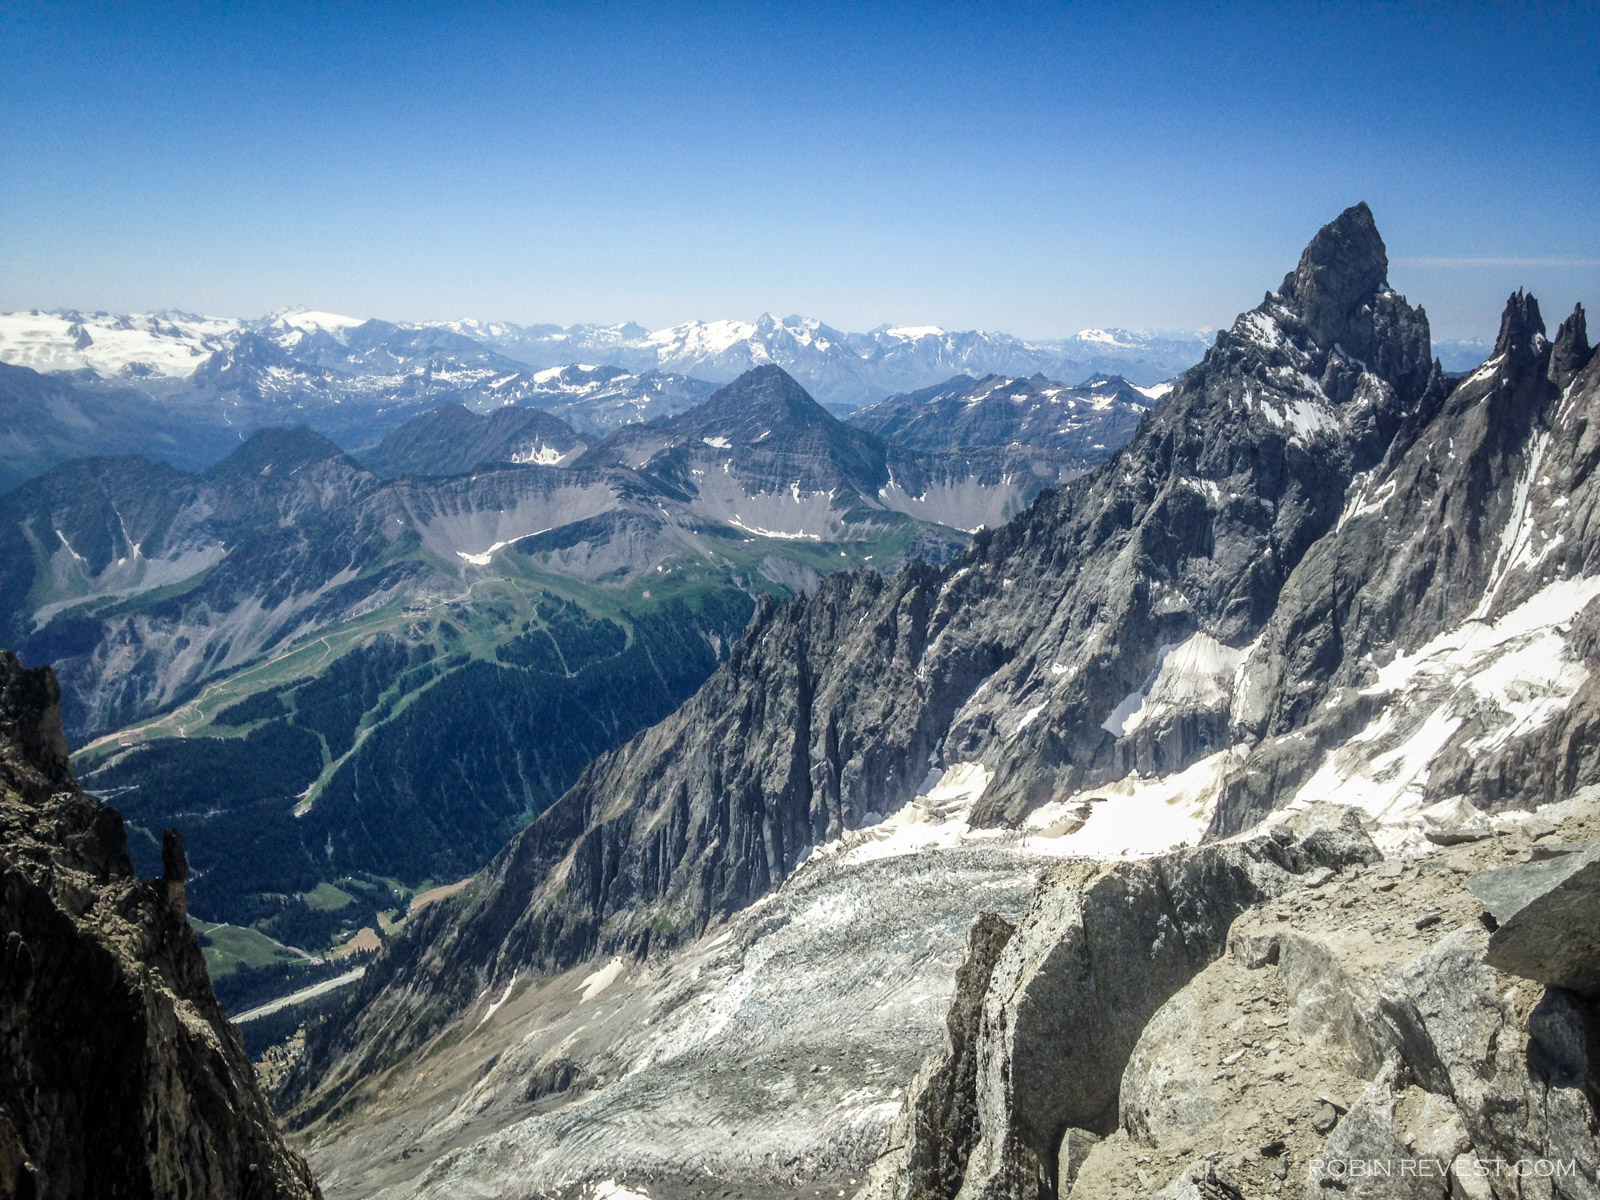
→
(646, 318, 760, 357)
(1073, 328, 1140, 348)
(267, 310, 367, 335)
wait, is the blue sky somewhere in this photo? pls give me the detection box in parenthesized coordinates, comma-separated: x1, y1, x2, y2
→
(2, 2, 1596, 340)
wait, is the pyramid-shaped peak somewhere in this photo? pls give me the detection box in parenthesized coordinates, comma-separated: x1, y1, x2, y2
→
(675, 366, 842, 443)
(710, 365, 828, 413)
(206, 425, 352, 480)
(1280, 203, 1390, 338)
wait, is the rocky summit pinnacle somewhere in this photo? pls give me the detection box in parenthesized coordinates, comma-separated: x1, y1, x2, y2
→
(1280, 202, 1388, 335)
(1272, 201, 1432, 396)
(1494, 287, 1546, 357)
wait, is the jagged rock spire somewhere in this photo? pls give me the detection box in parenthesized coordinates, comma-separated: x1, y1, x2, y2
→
(1278, 202, 1390, 348)
(161, 827, 190, 921)
(1252, 202, 1433, 401)
(1494, 289, 1546, 358)
(1551, 302, 1592, 387)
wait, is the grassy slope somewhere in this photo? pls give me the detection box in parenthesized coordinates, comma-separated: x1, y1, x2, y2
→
(68, 524, 934, 957)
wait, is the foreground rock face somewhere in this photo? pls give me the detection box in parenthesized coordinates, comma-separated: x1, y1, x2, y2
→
(0, 650, 319, 1200)
(862, 795, 1600, 1200)
(859, 804, 1380, 1200)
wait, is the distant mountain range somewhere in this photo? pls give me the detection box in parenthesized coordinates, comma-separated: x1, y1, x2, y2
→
(443, 313, 1212, 401)
(0, 306, 1210, 407)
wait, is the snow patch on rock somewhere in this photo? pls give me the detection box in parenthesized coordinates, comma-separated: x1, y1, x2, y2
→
(1286, 574, 1600, 851)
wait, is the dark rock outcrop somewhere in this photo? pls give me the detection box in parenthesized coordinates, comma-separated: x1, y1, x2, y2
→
(0, 650, 319, 1200)
(1468, 847, 1600, 996)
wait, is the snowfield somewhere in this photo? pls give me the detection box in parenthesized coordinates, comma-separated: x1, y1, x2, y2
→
(0, 309, 242, 378)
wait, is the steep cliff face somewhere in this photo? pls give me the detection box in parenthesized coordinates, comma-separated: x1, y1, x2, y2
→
(1217, 296, 1598, 835)
(294, 203, 1448, 1100)
(0, 650, 319, 1200)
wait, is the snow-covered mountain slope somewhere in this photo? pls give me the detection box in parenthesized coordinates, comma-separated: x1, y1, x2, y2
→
(297, 839, 1052, 1200)
(174, 325, 589, 450)
(0, 317, 722, 486)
